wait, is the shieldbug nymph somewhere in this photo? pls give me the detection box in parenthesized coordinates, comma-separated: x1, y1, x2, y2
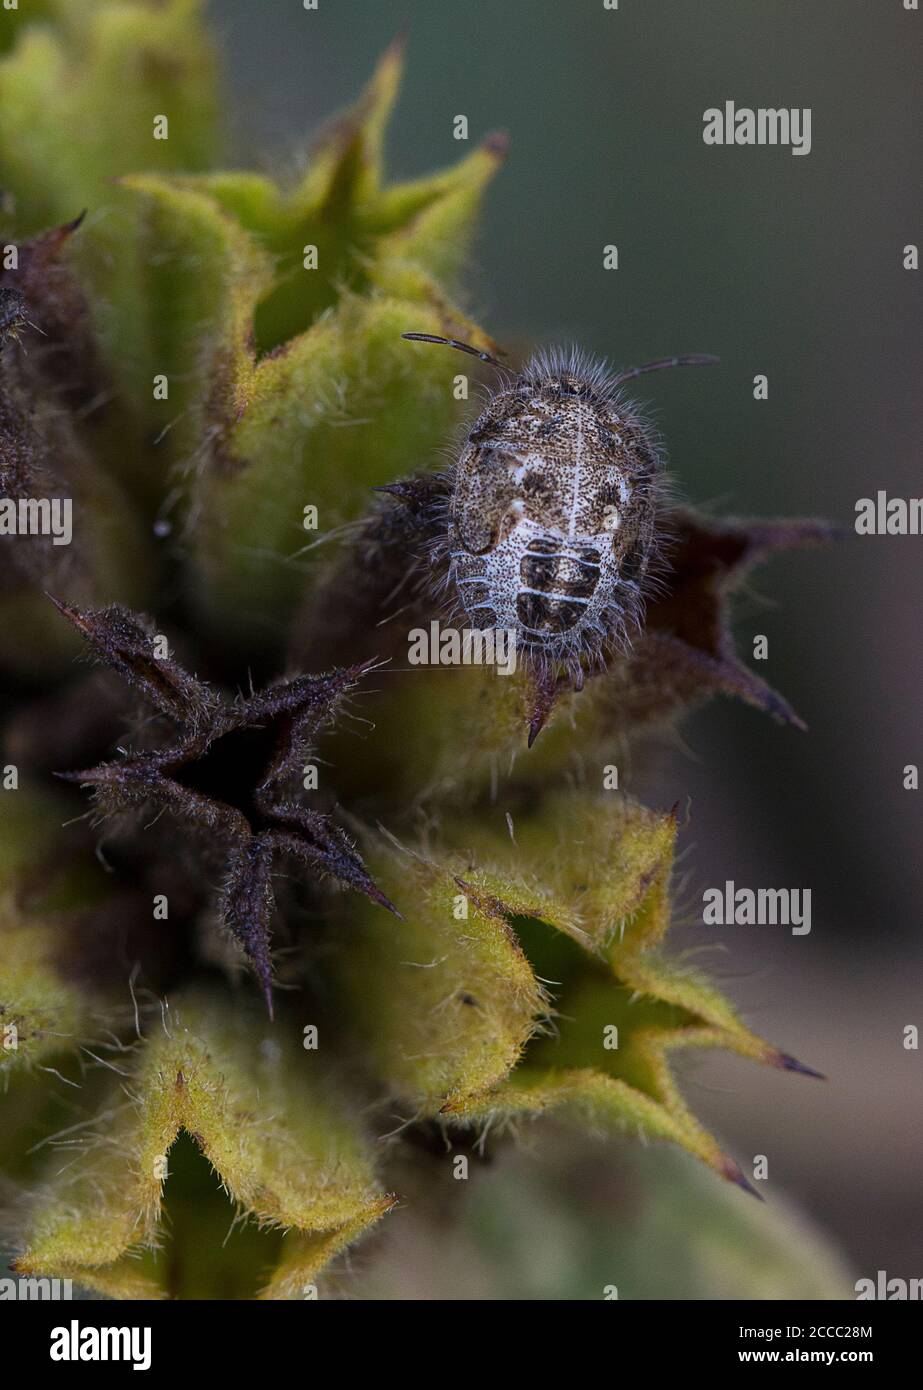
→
(402, 332, 718, 679)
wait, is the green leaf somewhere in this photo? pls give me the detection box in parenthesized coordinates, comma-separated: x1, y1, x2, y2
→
(373, 135, 508, 284)
(117, 171, 271, 463)
(0, 0, 218, 233)
(349, 1141, 854, 1300)
(0, 913, 88, 1077)
(341, 852, 547, 1112)
(14, 991, 393, 1298)
(107, 41, 503, 639)
(192, 294, 480, 644)
(287, 32, 406, 224)
(0, 788, 99, 1075)
(0, 0, 220, 399)
(341, 796, 815, 1188)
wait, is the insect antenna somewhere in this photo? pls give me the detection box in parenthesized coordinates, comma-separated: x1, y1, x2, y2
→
(401, 332, 516, 378)
(611, 353, 719, 386)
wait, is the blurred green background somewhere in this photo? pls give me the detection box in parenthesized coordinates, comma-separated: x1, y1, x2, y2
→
(208, 0, 920, 1289)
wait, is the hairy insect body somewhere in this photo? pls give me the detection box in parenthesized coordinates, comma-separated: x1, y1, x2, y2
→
(449, 364, 659, 663)
(401, 334, 717, 670)
(0, 285, 26, 348)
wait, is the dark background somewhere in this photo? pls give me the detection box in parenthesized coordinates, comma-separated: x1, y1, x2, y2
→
(210, 0, 922, 1280)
